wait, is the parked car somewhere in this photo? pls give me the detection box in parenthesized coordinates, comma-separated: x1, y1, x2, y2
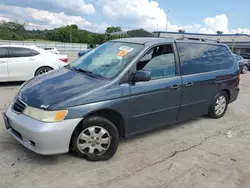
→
(240, 53, 250, 60)
(44, 47, 60, 54)
(0, 45, 68, 82)
(78, 49, 92, 57)
(234, 54, 249, 74)
(3, 38, 240, 161)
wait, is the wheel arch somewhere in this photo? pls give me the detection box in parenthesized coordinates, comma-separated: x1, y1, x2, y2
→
(72, 108, 126, 138)
(34, 66, 53, 76)
(221, 89, 231, 101)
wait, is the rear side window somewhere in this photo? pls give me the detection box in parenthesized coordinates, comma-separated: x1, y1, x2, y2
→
(31, 49, 40, 56)
(0, 47, 8, 58)
(177, 43, 234, 75)
(9, 47, 39, 58)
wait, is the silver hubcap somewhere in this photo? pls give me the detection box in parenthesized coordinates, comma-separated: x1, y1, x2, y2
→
(77, 126, 111, 155)
(243, 66, 248, 73)
(215, 96, 226, 116)
(39, 68, 51, 75)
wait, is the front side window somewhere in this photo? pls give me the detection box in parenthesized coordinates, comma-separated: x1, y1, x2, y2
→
(9, 47, 38, 58)
(69, 41, 144, 79)
(137, 44, 176, 79)
(177, 43, 234, 75)
(0, 47, 8, 58)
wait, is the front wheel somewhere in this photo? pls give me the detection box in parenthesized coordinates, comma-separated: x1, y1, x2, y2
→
(70, 116, 119, 161)
(208, 91, 228, 118)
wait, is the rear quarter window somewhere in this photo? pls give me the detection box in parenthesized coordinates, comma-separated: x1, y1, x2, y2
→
(177, 42, 234, 75)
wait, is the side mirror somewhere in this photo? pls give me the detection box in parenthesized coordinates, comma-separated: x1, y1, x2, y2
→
(133, 70, 151, 82)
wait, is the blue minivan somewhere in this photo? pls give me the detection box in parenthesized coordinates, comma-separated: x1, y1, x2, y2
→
(3, 38, 240, 161)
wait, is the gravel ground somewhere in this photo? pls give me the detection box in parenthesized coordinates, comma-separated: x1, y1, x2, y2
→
(0, 73, 250, 188)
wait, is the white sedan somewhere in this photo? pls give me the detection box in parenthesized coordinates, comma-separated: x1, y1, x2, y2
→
(0, 45, 68, 82)
(43, 47, 60, 54)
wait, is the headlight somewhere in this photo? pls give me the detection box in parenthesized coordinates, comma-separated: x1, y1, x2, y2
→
(23, 106, 68, 122)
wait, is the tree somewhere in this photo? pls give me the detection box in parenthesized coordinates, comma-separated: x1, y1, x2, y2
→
(105, 26, 122, 34)
(0, 21, 27, 40)
(0, 21, 111, 44)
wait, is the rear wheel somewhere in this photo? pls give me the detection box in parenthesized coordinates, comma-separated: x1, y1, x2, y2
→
(70, 116, 119, 161)
(35, 66, 53, 76)
(241, 65, 248, 74)
(208, 91, 228, 118)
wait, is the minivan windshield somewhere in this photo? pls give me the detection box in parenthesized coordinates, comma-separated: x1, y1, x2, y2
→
(69, 41, 144, 79)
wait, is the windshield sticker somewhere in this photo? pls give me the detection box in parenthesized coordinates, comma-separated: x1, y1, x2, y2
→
(119, 46, 134, 52)
(117, 50, 129, 57)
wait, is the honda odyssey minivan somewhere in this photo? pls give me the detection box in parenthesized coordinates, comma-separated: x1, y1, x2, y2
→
(3, 37, 240, 161)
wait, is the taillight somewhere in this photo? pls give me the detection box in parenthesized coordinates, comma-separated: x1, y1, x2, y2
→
(59, 58, 68, 63)
(237, 71, 240, 82)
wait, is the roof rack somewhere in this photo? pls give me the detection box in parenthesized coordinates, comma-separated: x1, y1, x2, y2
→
(177, 36, 220, 43)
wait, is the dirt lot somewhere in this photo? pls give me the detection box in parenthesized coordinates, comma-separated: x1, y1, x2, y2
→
(0, 74, 250, 188)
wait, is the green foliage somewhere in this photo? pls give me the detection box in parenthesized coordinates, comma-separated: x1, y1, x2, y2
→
(0, 21, 121, 44)
(105, 26, 122, 34)
(0, 21, 27, 40)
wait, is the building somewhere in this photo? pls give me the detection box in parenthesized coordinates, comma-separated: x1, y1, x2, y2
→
(153, 31, 250, 55)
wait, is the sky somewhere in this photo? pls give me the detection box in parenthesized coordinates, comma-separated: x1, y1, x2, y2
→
(0, 0, 250, 34)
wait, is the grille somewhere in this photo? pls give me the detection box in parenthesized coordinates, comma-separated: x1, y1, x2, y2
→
(12, 98, 26, 113)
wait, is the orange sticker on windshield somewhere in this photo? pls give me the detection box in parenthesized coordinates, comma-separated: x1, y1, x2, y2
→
(118, 50, 128, 57)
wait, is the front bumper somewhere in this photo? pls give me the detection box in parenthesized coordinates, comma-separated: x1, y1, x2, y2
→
(4, 105, 82, 155)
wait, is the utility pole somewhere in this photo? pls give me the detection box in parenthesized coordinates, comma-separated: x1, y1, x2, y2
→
(166, 10, 170, 31)
(232, 34, 236, 53)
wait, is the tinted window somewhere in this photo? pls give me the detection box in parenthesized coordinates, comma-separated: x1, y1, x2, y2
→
(9, 47, 39, 58)
(31, 49, 39, 56)
(137, 45, 176, 79)
(177, 43, 234, 75)
(0, 47, 8, 58)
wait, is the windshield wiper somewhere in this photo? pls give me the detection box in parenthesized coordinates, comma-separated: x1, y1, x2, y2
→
(73, 68, 105, 79)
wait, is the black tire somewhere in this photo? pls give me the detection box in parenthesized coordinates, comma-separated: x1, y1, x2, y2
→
(70, 116, 119, 161)
(208, 91, 229, 118)
(35, 66, 53, 76)
(241, 65, 248, 74)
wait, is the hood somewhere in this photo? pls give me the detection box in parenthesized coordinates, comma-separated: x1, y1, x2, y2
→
(19, 67, 107, 109)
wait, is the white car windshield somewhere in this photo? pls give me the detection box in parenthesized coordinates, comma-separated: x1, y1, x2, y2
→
(69, 41, 144, 79)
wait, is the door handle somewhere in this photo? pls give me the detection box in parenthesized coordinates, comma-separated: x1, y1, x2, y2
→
(0, 61, 6, 63)
(185, 82, 194, 87)
(170, 84, 180, 90)
(28, 58, 35, 61)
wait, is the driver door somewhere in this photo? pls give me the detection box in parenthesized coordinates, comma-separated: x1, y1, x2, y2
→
(127, 43, 182, 135)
